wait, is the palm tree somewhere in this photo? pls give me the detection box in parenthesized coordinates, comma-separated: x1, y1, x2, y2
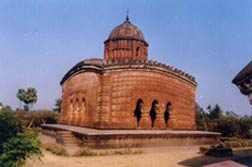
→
(16, 88, 37, 111)
(17, 89, 25, 111)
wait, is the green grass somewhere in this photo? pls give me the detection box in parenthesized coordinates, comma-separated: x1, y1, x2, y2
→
(74, 148, 143, 157)
(43, 143, 69, 156)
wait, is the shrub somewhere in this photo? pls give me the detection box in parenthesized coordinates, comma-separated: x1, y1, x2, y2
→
(113, 149, 143, 155)
(0, 112, 42, 167)
(74, 148, 143, 157)
(247, 140, 252, 147)
(221, 138, 252, 148)
(74, 147, 97, 156)
(0, 112, 23, 151)
(43, 143, 69, 156)
(14, 110, 59, 128)
(239, 117, 252, 138)
(213, 117, 240, 137)
(213, 116, 252, 138)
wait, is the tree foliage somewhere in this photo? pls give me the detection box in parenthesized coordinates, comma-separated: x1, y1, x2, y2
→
(208, 104, 223, 120)
(53, 98, 62, 113)
(15, 110, 59, 128)
(16, 88, 37, 111)
(195, 103, 208, 121)
(195, 103, 252, 138)
(0, 111, 41, 167)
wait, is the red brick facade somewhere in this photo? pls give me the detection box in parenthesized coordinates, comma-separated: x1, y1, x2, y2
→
(60, 18, 197, 130)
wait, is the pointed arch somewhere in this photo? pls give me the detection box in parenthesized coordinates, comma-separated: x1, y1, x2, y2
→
(150, 99, 158, 128)
(164, 102, 172, 127)
(134, 99, 143, 127)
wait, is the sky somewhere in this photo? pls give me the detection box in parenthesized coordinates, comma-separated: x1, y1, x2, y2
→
(0, 0, 252, 115)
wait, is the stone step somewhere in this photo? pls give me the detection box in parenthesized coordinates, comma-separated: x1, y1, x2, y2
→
(62, 137, 75, 141)
(63, 140, 76, 143)
(63, 141, 76, 144)
(61, 134, 74, 136)
(57, 130, 78, 146)
(62, 137, 75, 140)
(58, 131, 72, 134)
(60, 133, 73, 136)
(61, 135, 75, 139)
(63, 143, 77, 146)
(62, 139, 76, 142)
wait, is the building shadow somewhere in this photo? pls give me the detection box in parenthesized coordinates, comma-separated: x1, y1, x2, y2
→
(177, 154, 252, 167)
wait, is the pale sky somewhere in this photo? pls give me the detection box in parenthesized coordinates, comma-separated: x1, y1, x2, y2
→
(0, 0, 252, 115)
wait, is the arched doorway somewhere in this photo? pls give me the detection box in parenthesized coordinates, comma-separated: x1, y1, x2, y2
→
(134, 99, 143, 127)
(80, 97, 87, 124)
(164, 102, 172, 127)
(150, 100, 158, 128)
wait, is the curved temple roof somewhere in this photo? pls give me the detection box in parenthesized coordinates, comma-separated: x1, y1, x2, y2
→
(232, 60, 252, 84)
(60, 58, 197, 86)
(104, 17, 148, 46)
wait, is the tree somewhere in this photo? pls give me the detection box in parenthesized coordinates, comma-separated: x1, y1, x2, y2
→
(16, 88, 37, 111)
(53, 98, 62, 113)
(195, 102, 208, 120)
(195, 102, 210, 130)
(0, 102, 13, 112)
(3, 105, 12, 112)
(0, 111, 41, 167)
(208, 104, 223, 120)
(17, 89, 25, 111)
(0, 102, 3, 112)
(226, 111, 240, 118)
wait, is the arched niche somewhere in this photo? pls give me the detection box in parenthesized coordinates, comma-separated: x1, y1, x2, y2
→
(164, 102, 172, 127)
(150, 99, 159, 128)
(134, 99, 143, 127)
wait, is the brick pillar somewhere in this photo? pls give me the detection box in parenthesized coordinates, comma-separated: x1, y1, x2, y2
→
(168, 110, 176, 129)
(139, 111, 150, 129)
(96, 75, 111, 128)
(72, 111, 78, 125)
(154, 111, 166, 129)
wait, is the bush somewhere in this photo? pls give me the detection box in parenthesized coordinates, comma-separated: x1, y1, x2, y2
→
(220, 138, 252, 148)
(214, 117, 241, 137)
(74, 147, 97, 156)
(113, 149, 143, 155)
(74, 148, 143, 157)
(213, 116, 252, 138)
(14, 110, 59, 128)
(43, 143, 69, 156)
(239, 117, 252, 138)
(0, 112, 23, 151)
(0, 112, 42, 167)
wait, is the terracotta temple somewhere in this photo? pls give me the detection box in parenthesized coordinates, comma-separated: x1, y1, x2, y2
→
(60, 16, 197, 130)
(232, 61, 252, 105)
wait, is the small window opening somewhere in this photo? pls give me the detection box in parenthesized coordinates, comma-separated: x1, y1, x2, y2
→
(150, 100, 158, 128)
(164, 102, 172, 127)
(134, 99, 143, 127)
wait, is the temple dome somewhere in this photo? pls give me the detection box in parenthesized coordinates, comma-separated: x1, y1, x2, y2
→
(105, 17, 148, 45)
(104, 16, 149, 62)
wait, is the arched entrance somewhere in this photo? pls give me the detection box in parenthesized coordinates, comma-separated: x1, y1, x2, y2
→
(134, 99, 143, 127)
(164, 102, 171, 127)
(150, 100, 158, 128)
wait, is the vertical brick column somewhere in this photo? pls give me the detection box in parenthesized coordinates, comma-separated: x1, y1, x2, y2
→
(97, 75, 111, 128)
(168, 109, 176, 129)
(139, 110, 151, 129)
(155, 111, 166, 129)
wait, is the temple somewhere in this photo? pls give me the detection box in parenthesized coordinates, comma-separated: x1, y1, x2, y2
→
(59, 17, 197, 130)
(232, 61, 252, 105)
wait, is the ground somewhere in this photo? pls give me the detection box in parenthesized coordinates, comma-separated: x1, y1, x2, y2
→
(26, 134, 252, 167)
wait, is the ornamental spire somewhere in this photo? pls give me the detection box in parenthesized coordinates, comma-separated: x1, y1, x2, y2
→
(125, 9, 130, 22)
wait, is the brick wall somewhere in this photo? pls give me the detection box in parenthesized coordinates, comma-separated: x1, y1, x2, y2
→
(60, 72, 101, 128)
(60, 66, 196, 130)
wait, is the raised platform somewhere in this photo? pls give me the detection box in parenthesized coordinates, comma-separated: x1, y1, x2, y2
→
(42, 124, 221, 149)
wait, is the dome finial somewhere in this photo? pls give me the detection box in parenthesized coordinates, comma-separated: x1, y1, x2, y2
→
(125, 9, 130, 22)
